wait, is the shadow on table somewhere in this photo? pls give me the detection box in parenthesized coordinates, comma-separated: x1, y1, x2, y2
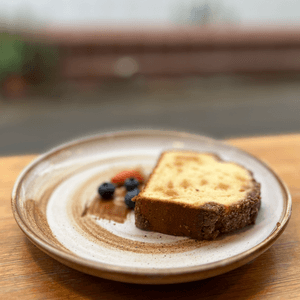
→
(25, 237, 278, 299)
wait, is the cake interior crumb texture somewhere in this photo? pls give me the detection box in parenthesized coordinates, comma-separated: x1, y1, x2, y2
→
(141, 151, 254, 206)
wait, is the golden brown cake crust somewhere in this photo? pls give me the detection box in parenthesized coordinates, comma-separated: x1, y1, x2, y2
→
(134, 151, 261, 240)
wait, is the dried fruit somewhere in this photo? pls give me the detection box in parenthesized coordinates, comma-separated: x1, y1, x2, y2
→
(111, 170, 144, 185)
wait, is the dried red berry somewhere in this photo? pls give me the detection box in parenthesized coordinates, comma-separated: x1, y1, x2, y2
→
(111, 170, 144, 185)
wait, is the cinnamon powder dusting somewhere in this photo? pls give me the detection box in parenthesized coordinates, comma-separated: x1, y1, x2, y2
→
(82, 187, 130, 223)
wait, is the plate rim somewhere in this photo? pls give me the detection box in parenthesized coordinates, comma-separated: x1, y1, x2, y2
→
(11, 130, 292, 284)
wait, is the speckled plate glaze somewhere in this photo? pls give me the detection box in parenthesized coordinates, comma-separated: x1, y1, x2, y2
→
(12, 130, 291, 284)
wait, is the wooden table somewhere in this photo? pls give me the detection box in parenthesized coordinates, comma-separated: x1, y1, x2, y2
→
(1, 134, 300, 299)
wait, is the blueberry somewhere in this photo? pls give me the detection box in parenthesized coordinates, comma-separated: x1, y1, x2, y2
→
(98, 182, 115, 199)
(125, 188, 139, 209)
(124, 177, 139, 191)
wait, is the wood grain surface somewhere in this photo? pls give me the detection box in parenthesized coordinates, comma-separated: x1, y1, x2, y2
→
(1, 134, 300, 299)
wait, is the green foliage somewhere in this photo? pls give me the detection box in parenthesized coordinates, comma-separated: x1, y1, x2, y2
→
(0, 31, 59, 88)
(0, 32, 25, 80)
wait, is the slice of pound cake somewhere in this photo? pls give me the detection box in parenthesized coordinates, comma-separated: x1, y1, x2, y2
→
(134, 150, 261, 240)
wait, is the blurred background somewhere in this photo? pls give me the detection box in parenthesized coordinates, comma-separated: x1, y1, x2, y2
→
(1, 0, 300, 155)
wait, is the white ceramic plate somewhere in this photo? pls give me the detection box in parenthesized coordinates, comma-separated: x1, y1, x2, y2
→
(12, 130, 291, 284)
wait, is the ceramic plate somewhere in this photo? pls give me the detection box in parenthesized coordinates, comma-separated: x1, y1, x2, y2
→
(12, 130, 291, 284)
